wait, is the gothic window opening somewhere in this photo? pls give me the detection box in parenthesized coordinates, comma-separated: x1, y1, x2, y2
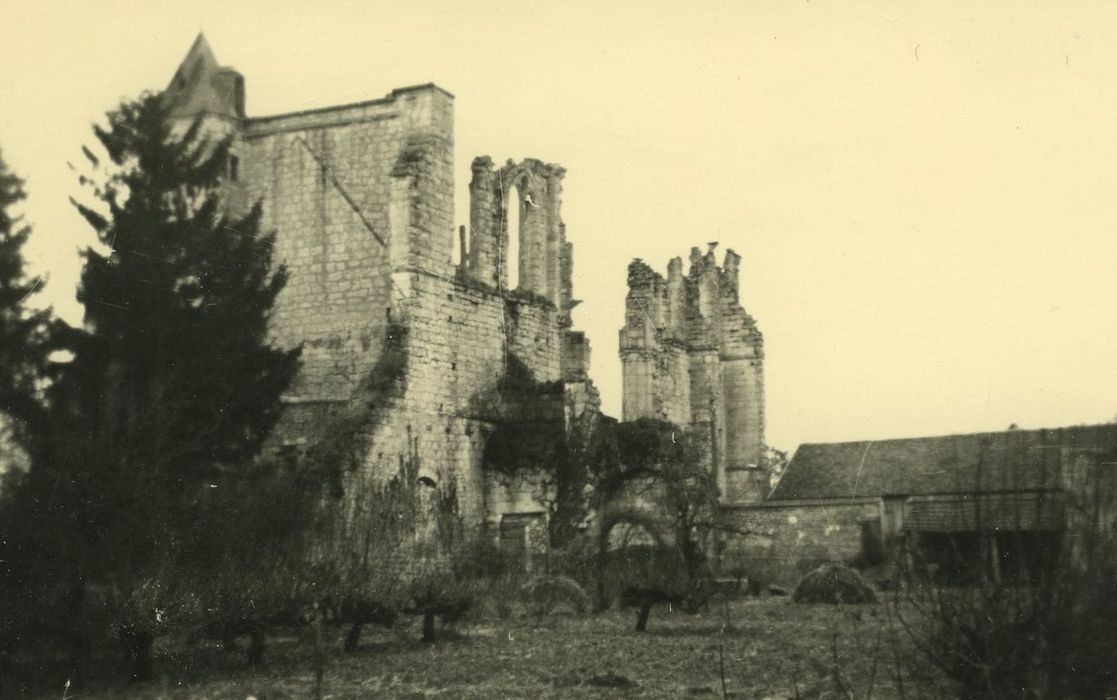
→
(415, 477, 441, 554)
(504, 184, 521, 290)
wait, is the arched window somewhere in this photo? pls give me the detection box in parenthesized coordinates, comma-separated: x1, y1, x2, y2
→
(503, 182, 521, 290)
(415, 477, 441, 552)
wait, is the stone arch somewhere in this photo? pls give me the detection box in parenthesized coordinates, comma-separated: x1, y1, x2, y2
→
(467, 156, 566, 300)
(594, 509, 675, 610)
(597, 509, 669, 550)
(607, 521, 660, 550)
(415, 476, 441, 553)
(496, 161, 546, 295)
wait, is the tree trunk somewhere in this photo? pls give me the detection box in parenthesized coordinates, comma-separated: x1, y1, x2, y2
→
(635, 601, 655, 632)
(247, 628, 265, 668)
(64, 575, 94, 688)
(123, 627, 154, 682)
(422, 612, 436, 643)
(313, 605, 324, 700)
(595, 549, 609, 612)
(344, 623, 363, 652)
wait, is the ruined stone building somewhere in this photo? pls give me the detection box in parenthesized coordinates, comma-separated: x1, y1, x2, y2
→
(160, 35, 1116, 589)
(161, 35, 596, 554)
(723, 424, 1117, 585)
(619, 246, 768, 504)
(158, 36, 777, 571)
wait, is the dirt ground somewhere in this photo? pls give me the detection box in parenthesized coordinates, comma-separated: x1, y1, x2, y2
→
(10, 597, 947, 699)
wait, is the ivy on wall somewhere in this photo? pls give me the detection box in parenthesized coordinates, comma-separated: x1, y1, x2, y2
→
(304, 321, 409, 495)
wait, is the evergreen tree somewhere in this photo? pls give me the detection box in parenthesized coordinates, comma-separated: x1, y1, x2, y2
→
(64, 95, 300, 483)
(1, 94, 300, 679)
(0, 149, 56, 676)
(0, 149, 53, 444)
(62, 92, 300, 571)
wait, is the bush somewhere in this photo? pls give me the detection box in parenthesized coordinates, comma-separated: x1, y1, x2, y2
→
(543, 539, 599, 584)
(893, 443, 1117, 699)
(792, 563, 876, 604)
(897, 531, 1117, 699)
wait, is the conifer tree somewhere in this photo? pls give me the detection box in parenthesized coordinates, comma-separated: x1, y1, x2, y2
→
(2, 94, 301, 678)
(0, 149, 53, 444)
(57, 91, 300, 563)
(63, 95, 300, 484)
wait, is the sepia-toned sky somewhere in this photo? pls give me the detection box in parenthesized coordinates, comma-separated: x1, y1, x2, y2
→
(3, 1, 1117, 453)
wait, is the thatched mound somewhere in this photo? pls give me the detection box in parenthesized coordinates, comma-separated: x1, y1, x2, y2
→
(520, 575, 591, 617)
(792, 563, 877, 604)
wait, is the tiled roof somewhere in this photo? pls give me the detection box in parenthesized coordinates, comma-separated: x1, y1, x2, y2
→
(904, 492, 1065, 531)
(770, 424, 1117, 500)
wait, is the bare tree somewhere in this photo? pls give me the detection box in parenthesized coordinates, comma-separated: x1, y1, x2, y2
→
(893, 434, 1117, 699)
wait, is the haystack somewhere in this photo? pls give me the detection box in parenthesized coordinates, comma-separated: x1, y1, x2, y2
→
(792, 563, 877, 604)
(520, 575, 592, 617)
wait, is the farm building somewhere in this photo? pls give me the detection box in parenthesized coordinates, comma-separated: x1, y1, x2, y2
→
(721, 424, 1117, 584)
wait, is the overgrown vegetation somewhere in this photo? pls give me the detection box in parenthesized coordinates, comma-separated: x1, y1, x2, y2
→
(593, 419, 727, 630)
(480, 351, 614, 548)
(520, 575, 592, 619)
(893, 442, 1117, 699)
(303, 320, 409, 495)
(2, 598, 946, 699)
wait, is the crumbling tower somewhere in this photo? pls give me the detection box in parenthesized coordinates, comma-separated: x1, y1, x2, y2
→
(619, 244, 767, 503)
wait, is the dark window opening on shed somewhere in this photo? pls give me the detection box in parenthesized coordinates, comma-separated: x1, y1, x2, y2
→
(911, 530, 1062, 585)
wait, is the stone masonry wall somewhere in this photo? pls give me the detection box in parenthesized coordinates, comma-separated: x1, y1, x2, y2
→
(355, 268, 567, 530)
(232, 77, 573, 521)
(718, 499, 881, 585)
(239, 86, 455, 447)
(163, 37, 595, 553)
(619, 244, 766, 504)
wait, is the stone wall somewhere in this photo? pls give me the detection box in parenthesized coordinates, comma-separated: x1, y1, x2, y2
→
(356, 268, 573, 531)
(159, 36, 599, 554)
(717, 499, 881, 585)
(467, 157, 571, 313)
(619, 245, 766, 503)
(240, 85, 454, 417)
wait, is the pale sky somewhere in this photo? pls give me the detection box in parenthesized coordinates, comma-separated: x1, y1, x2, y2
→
(3, 1, 1117, 452)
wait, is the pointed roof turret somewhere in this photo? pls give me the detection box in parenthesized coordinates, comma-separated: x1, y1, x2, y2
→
(162, 33, 245, 120)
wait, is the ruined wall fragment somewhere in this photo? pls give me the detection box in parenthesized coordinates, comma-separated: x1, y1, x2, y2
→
(619, 244, 767, 504)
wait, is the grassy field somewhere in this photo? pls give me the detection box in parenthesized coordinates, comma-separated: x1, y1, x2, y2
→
(9, 597, 947, 699)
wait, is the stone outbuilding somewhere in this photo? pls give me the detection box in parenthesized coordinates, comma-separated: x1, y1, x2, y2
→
(721, 424, 1117, 584)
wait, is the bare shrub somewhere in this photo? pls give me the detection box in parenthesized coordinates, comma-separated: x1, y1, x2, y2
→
(894, 438, 1117, 699)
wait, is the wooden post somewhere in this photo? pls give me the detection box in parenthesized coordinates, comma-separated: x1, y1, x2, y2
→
(989, 533, 1002, 583)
